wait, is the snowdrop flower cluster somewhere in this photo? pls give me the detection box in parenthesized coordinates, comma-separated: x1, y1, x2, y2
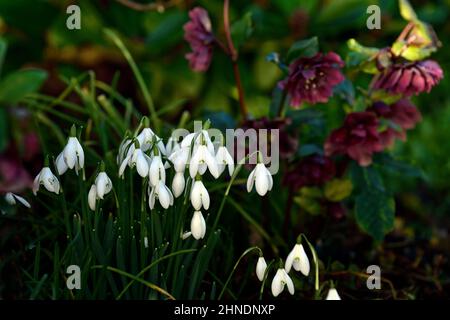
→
(117, 125, 174, 210)
(256, 240, 314, 298)
(33, 127, 85, 197)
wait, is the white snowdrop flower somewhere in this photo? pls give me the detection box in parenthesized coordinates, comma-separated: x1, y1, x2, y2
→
(172, 171, 185, 198)
(190, 210, 206, 240)
(88, 171, 113, 211)
(216, 146, 234, 177)
(190, 180, 210, 211)
(271, 268, 295, 297)
(88, 184, 97, 211)
(246, 163, 273, 196)
(4, 192, 31, 208)
(181, 231, 192, 240)
(169, 146, 190, 173)
(149, 155, 166, 187)
(148, 180, 174, 210)
(119, 146, 151, 178)
(33, 167, 60, 195)
(131, 149, 150, 178)
(189, 145, 219, 179)
(285, 243, 310, 276)
(95, 172, 112, 199)
(256, 256, 267, 282)
(326, 288, 341, 300)
(136, 128, 166, 155)
(56, 136, 84, 175)
(117, 138, 133, 165)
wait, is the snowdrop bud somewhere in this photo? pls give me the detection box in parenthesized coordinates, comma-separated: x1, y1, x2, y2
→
(256, 257, 267, 282)
(246, 163, 273, 196)
(271, 268, 295, 297)
(144, 236, 149, 248)
(190, 211, 206, 240)
(95, 172, 112, 199)
(285, 243, 310, 276)
(33, 167, 60, 195)
(190, 180, 210, 210)
(326, 288, 341, 300)
(5, 192, 31, 208)
(172, 172, 185, 198)
(88, 185, 97, 211)
(216, 146, 235, 176)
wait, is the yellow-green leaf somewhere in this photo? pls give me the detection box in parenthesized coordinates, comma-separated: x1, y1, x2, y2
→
(324, 178, 353, 202)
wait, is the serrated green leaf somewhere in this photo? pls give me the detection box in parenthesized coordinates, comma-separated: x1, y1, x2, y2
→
(0, 69, 48, 104)
(286, 37, 318, 63)
(355, 189, 395, 242)
(399, 0, 417, 21)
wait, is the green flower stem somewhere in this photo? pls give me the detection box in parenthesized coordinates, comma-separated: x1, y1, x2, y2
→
(218, 246, 262, 299)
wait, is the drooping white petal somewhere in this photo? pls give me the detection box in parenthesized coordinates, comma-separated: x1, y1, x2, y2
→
(12, 194, 31, 208)
(132, 149, 149, 178)
(55, 152, 68, 175)
(283, 269, 295, 295)
(190, 211, 206, 240)
(148, 187, 156, 210)
(256, 257, 267, 282)
(118, 155, 131, 177)
(32, 172, 41, 195)
(172, 172, 185, 198)
(40, 167, 60, 194)
(63, 138, 77, 169)
(188, 147, 202, 178)
(190, 181, 202, 211)
(95, 172, 110, 199)
(203, 147, 219, 178)
(326, 288, 341, 300)
(88, 185, 97, 211)
(149, 156, 165, 186)
(246, 167, 257, 193)
(255, 164, 270, 196)
(271, 269, 284, 297)
(157, 181, 171, 209)
(74, 137, 85, 170)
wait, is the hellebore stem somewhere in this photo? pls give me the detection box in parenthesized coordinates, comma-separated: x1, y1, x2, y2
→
(223, 0, 248, 121)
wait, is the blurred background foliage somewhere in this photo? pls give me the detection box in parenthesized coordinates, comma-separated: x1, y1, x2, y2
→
(1, 0, 450, 299)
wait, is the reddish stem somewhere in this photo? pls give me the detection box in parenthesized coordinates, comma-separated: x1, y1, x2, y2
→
(223, 0, 248, 120)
